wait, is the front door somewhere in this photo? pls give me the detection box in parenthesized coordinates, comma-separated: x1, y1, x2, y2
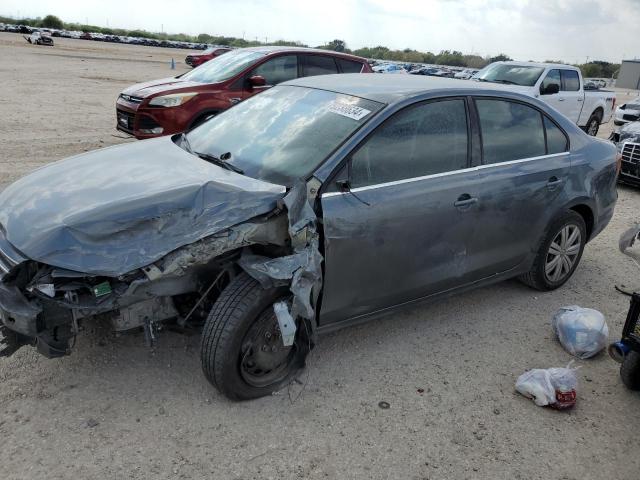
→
(244, 54, 299, 100)
(319, 98, 481, 325)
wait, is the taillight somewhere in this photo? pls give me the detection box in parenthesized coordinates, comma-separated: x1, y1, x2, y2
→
(612, 97, 617, 111)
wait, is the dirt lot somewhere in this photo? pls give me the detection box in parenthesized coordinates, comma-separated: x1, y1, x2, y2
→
(0, 32, 639, 480)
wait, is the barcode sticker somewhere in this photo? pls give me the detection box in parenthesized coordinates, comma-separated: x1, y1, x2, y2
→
(328, 102, 371, 121)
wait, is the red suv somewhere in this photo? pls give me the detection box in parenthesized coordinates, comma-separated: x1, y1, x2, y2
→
(116, 46, 372, 139)
(185, 46, 232, 68)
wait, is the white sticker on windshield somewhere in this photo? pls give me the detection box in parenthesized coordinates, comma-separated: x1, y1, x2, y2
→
(328, 102, 371, 121)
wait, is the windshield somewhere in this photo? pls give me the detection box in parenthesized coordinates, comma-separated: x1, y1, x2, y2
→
(181, 49, 265, 83)
(186, 86, 384, 185)
(474, 63, 545, 86)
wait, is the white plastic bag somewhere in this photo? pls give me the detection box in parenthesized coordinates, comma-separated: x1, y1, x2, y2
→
(551, 306, 608, 359)
(515, 363, 578, 408)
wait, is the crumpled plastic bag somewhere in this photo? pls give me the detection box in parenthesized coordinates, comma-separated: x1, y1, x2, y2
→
(515, 362, 579, 408)
(552, 306, 608, 359)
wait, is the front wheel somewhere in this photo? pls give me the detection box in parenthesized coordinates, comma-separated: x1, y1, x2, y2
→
(200, 272, 309, 400)
(621, 351, 640, 390)
(519, 210, 586, 291)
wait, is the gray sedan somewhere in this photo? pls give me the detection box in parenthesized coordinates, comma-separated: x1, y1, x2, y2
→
(0, 74, 618, 400)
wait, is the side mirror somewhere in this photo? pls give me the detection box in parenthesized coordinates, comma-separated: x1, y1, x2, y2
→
(248, 75, 266, 88)
(540, 83, 560, 95)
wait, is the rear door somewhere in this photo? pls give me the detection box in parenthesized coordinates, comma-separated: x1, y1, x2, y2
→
(560, 69, 583, 122)
(300, 54, 339, 77)
(465, 97, 571, 280)
(319, 98, 482, 325)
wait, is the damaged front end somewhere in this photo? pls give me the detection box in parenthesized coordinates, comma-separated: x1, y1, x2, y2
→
(0, 212, 292, 358)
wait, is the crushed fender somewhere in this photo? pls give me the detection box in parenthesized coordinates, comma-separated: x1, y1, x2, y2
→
(239, 182, 323, 322)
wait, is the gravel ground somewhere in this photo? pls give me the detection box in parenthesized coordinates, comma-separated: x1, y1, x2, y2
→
(0, 32, 639, 480)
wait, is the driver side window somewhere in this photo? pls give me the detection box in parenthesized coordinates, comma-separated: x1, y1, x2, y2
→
(540, 69, 561, 94)
(350, 99, 469, 188)
(251, 55, 298, 85)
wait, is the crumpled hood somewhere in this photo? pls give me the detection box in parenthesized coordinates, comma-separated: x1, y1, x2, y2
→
(0, 136, 285, 276)
(619, 121, 640, 144)
(122, 77, 208, 98)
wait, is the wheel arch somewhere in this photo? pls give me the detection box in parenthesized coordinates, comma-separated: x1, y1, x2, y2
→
(591, 106, 604, 122)
(569, 203, 594, 240)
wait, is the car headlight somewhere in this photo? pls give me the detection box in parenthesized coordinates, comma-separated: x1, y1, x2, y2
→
(148, 93, 198, 107)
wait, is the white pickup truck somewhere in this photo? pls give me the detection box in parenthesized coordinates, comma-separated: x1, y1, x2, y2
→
(473, 61, 616, 136)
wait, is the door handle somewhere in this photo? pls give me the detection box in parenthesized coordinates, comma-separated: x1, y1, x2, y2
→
(454, 194, 478, 208)
(577, 98, 583, 102)
(558, 98, 565, 102)
(547, 176, 564, 190)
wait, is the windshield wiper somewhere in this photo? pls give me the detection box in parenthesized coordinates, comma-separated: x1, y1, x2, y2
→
(195, 151, 244, 175)
(492, 79, 519, 85)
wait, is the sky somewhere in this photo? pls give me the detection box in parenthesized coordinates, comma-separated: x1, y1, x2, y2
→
(2, 0, 638, 63)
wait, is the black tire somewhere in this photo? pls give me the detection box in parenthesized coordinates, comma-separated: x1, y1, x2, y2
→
(201, 272, 308, 400)
(621, 351, 640, 390)
(519, 210, 586, 291)
(585, 112, 602, 136)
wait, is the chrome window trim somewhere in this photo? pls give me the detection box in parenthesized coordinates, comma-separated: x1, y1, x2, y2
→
(321, 152, 569, 197)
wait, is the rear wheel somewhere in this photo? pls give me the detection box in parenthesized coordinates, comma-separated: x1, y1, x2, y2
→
(519, 210, 586, 291)
(200, 272, 309, 400)
(620, 351, 640, 390)
(585, 112, 602, 136)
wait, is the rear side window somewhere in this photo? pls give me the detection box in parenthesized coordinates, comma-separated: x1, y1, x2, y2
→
(544, 117, 568, 154)
(338, 59, 363, 73)
(561, 70, 580, 91)
(476, 99, 546, 164)
(302, 55, 338, 77)
(350, 99, 468, 188)
(252, 55, 298, 85)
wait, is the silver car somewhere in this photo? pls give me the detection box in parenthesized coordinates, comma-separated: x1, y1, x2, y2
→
(0, 75, 618, 400)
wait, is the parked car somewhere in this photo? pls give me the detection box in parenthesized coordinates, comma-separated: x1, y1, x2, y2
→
(372, 63, 407, 74)
(454, 68, 478, 79)
(609, 120, 640, 186)
(433, 69, 455, 78)
(185, 46, 232, 68)
(473, 61, 616, 136)
(116, 46, 372, 139)
(24, 31, 54, 46)
(614, 101, 640, 126)
(409, 67, 441, 76)
(0, 75, 618, 399)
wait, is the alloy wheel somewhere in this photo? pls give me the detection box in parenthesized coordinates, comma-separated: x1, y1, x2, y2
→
(588, 119, 599, 136)
(545, 224, 582, 283)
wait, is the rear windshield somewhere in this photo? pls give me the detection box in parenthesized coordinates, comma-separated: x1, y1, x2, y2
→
(475, 64, 545, 87)
(187, 86, 384, 185)
(181, 50, 265, 83)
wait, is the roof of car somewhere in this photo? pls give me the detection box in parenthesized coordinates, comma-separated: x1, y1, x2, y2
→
(497, 60, 578, 70)
(240, 46, 367, 61)
(282, 73, 532, 104)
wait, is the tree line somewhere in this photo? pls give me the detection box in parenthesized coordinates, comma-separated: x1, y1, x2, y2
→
(1, 15, 620, 76)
